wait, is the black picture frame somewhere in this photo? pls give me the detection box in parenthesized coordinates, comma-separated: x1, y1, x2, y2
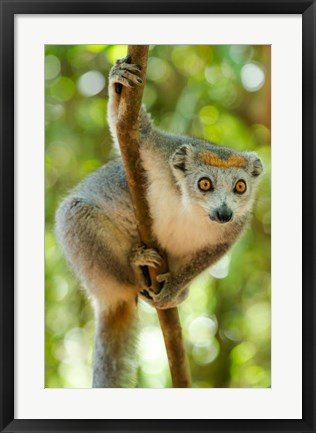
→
(0, 1, 315, 432)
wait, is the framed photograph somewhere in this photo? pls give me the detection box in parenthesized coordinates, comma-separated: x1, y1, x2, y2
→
(1, 1, 315, 432)
(46, 42, 271, 391)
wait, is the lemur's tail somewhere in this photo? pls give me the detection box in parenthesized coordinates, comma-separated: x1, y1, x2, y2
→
(92, 301, 138, 388)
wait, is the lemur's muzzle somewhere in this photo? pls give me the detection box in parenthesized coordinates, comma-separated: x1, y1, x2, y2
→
(210, 204, 233, 224)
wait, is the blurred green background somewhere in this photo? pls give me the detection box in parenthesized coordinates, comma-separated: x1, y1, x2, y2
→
(45, 45, 271, 388)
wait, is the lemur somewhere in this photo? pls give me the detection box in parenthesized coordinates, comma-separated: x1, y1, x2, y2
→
(55, 56, 263, 388)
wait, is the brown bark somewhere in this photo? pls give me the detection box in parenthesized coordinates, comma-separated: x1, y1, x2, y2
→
(116, 45, 191, 388)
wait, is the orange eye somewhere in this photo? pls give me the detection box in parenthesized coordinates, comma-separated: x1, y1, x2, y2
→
(234, 180, 247, 194)
(198, 177, 213, 191)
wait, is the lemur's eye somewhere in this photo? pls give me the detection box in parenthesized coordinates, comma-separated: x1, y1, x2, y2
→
(198, 177, 213, 191)
(234, 179, 247, 194)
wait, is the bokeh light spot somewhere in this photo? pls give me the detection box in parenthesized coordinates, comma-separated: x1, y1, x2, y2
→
(46, 103, 64, 123)
(172, 46, 204, 75)
(192, 339, 220, 366)
(241, 62, 265, 92)
(230, 45, 253, 64)
(209, 254, 230, 279)
(188, 316, 218, 345)
(77, 70, 106, 97)
(45, 54, 61, 80)
(199, 105, 219, 125)
(243, 365, 268, 387)
(52, 276, 69, 301)
(147, 57, 170, 82)
(139, 326, 168, 375)
(230, 341, 256, 364)
(245, 302, 271, 335)
(205, 65, 220, 85)
(106, 45, 127, 64)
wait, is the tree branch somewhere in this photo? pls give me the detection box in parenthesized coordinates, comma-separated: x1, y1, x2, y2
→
(116, 45, 191, 388)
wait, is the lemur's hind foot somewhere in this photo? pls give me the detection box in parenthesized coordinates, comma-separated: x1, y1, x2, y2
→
(129, 243, 164, 292)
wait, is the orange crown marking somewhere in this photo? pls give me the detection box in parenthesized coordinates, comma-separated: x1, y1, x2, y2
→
(199, 151, 247, 168)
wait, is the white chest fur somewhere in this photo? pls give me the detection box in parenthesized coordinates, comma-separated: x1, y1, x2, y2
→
(141, 150, 224, 257)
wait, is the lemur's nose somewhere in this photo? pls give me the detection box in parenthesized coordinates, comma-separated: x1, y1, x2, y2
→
(213, 205, 233, 223)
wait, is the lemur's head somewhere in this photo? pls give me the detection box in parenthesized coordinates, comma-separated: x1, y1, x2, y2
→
(170, 142, 263, 224)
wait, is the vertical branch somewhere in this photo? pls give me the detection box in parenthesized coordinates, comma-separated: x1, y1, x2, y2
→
(116, 45, 191, 388)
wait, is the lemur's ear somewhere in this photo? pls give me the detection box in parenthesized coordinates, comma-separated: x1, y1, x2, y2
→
(170, 144, 193, 172)
(249, 153, 264, 177)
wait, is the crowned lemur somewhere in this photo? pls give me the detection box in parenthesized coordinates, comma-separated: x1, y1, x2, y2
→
(55, 56, 263, 388)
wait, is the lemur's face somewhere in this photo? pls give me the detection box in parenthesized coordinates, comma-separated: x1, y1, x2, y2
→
(188, 166, 258, 224)
(170, 143, 263, 224)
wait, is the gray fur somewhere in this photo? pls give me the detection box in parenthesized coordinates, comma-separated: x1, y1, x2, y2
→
(55, 59, 263, 387)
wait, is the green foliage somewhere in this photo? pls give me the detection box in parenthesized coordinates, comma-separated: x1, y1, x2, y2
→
(45, 44, 271, 388)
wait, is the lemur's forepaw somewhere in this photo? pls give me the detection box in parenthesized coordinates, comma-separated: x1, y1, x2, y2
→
(130, 243, 163, 269)
(140, 278, 189, 310)
(110, 57, 143, 92)
(140, 288, 189, 310)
